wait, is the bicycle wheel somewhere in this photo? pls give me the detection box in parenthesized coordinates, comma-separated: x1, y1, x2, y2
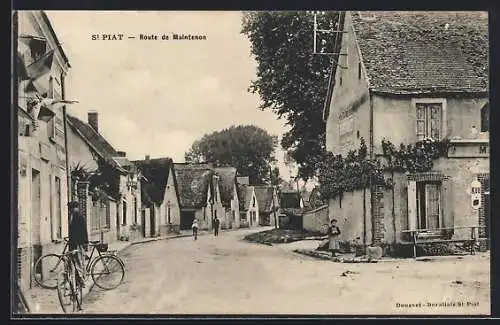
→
(56, 272, 72, 314)
(56, 270, 82, 313)
(90, 255, 125, 290)
(33, 254, 64, 289)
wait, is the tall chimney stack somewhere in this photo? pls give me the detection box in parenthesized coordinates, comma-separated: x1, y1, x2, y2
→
(88, 111, 98, 132)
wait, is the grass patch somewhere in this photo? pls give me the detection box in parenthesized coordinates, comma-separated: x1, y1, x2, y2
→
(244, 228, 325, 244)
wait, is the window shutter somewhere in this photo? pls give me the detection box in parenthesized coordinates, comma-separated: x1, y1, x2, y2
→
(416, 104, 425, 141)
(429, 104, 442, 140)
(441, 178, 454, 238)
(407, 180, 417, 231)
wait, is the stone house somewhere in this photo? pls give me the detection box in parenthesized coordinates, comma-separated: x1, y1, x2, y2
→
(66, 112, 144, 243)
(214, 167, 241, 230)
(16, 10, 71, 289)
(237, 184, 260, 228)
(322, 11, 489, 251)
(253, 186, 279, 226)
(133, 156, 181, 237)
(173, 163, 225, 231)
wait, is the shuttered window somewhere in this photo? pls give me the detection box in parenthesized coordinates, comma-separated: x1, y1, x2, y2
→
(408, 178, 448, 233)
(416, 103, 442, 141)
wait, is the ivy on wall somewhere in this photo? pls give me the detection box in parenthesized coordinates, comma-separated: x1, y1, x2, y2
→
(317, 137, 450, 199)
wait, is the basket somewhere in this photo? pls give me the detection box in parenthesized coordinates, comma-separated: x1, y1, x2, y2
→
(96, 243, 108, 252)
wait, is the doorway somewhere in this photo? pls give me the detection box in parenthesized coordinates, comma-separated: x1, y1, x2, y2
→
(150, 207, 156, 237)
(180, 211, 195, 230)
(116, 206, 120, 240)
(141, 209, 146, 237)
(416, 182, 441, 230)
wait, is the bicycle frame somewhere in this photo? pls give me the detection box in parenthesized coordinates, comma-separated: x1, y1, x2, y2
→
(59, 252, 83, 312)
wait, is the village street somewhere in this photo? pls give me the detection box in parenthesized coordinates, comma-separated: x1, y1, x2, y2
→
(70, 228, 489, 315)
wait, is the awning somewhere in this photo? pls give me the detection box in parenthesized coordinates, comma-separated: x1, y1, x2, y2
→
(38, 104, 56, 122)
(25, 73, 51, 95)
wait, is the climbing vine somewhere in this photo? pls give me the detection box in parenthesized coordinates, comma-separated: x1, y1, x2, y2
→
(380, 137, 450, 174)
(317, 137, 450, 199)
(317, 138, 391, 200)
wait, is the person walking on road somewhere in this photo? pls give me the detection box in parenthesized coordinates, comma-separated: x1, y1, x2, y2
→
(213, 217, 220, 237)
(192, 218, 199, 240)
(68, 201, 89, 291)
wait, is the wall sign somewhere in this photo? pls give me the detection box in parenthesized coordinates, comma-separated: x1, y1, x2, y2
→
(471, 179, 482, 209)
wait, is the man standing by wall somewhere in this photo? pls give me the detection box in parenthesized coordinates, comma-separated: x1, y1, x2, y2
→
(68, 201, 89, 287)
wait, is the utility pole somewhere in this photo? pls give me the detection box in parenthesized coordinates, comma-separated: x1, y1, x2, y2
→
(269, 165, 278, 229)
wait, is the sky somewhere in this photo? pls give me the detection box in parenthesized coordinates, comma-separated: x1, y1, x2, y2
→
(46, 11, 299, 181)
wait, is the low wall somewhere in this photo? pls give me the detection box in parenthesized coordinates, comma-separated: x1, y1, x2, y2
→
(303, 205, 329, 233)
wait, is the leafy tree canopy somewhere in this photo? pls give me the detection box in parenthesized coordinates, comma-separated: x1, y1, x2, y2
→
(185, 125, 278, 185)
(241, 11, 340, 180)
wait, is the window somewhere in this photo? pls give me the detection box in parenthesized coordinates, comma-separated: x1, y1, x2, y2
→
(358, 62, 362, 79)
(416, 182, 441, 230)
(167, 205, 171, 224)
(252, 196, 256, 207)
(481, 103, 489, 132)
(29, 38, 47, 62)
(232, 210, 235, 222)
(416, 103, 443, 141)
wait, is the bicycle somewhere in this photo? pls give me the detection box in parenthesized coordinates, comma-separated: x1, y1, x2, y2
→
(15, 281, 31, 314)
(56, 250, 83, 313)
(34, 238, 125, 290)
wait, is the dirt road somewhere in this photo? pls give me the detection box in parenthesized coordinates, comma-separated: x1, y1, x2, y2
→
(77, 228, 490, 315)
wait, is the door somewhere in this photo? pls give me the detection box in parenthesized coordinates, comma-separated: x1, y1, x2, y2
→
(116, 205, 120, 240)
(150, 207, 156, 237)
(425, 183, 441, 230)
(31, 170, 41, 287)
(141, 209, 146, 237)
(180, 211, 195, 230)
(31, 169, 41, 244)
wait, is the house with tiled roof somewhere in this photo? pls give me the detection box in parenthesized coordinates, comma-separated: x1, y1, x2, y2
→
(236, 184, 260, 228)
(16, 10, 72, 290)
(214, 167, 241, 229)
(323, 11, 489, 253)
(253, 186, 279, 227)
(173, 163, 225, 231)
(66, 111, 144, 243)
(133, 156, 181, 237)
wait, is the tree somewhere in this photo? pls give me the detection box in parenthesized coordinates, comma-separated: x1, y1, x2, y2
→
(185, 125, 278, 185)
(241, 11, 341, 181)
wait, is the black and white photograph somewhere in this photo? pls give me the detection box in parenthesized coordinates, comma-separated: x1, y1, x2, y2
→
(12, 10, 490, 316)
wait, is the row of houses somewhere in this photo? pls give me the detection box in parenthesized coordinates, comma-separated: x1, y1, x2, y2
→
(15, 10, 307, 290)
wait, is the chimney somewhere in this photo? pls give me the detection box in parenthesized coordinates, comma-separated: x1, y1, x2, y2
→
(117, 151, 126, 157)
(237, 176, 250, 185)
(88, 111, 98, 132)
(145, 155, 150, 161)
